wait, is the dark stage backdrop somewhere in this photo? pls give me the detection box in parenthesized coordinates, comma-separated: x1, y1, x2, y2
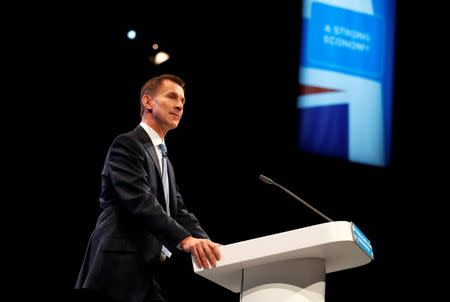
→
(15, 1, 441, 301)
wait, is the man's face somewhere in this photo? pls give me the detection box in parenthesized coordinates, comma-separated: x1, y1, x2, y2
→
(150, 79, 185, 131)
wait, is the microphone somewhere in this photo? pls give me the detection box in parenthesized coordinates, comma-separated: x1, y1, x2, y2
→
(259, 174, 333, 222)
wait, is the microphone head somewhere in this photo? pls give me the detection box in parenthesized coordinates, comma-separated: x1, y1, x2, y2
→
(259, 174, 274, 185)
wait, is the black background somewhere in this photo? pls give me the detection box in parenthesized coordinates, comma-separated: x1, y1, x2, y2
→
(8, 1, 444, 301)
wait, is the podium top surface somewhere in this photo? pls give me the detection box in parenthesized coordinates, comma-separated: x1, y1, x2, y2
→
(193, 221, 373, 292)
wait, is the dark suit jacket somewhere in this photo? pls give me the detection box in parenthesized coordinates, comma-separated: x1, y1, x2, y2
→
(75, 125, 209, 302)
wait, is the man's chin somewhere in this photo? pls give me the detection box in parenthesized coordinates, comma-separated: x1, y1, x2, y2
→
(169, 121, 180, 129)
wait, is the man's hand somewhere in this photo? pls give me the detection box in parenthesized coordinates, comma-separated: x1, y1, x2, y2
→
(180, 236, 221, 269)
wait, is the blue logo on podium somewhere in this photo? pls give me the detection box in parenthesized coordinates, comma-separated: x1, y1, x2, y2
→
(351, 223, 374, 259)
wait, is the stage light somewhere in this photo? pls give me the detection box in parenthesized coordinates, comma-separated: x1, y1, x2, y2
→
(127, 30, 136, 40)
(154, 51, 170, 65)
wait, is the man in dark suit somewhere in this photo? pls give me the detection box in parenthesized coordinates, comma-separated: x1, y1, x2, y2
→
(75, 74, 221, 302)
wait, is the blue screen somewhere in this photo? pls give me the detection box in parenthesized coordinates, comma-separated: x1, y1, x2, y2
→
(298, 0, 396, 167)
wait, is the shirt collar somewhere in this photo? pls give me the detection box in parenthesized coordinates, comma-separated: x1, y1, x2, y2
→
(139, 121, 164, 147)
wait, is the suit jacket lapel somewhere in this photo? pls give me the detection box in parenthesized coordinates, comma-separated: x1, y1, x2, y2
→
(134, 125, 162, 177)
(134, 125, 175, 214)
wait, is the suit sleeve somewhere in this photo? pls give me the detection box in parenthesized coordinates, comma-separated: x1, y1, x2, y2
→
(173, 187, 210, 239)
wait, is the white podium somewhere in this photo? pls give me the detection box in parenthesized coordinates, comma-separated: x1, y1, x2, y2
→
(193, 221, 373, 302)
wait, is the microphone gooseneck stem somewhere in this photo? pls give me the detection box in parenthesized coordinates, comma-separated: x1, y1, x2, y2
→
(272, 180, 333, 222)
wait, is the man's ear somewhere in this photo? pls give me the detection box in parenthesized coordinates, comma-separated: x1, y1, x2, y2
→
(142, 94, 153, 111)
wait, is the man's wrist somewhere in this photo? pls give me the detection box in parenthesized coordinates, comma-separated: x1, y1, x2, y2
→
(179, 235, 192, 250)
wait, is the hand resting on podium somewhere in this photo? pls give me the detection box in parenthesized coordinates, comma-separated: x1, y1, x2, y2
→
(180, 236, 222, 269)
